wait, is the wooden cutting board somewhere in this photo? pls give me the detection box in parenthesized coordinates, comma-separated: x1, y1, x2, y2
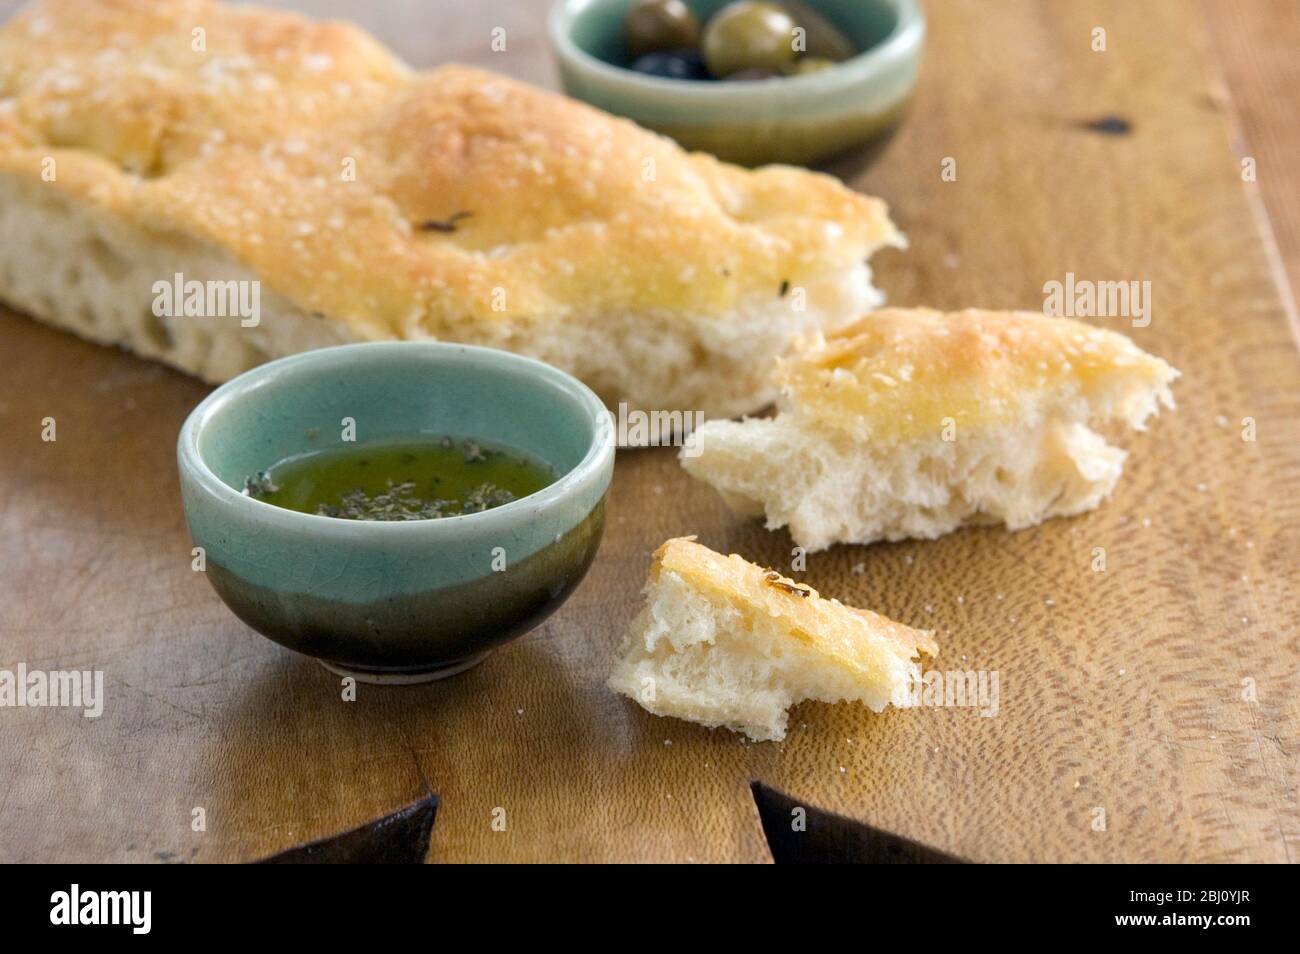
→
(1, 0, 1296, 863)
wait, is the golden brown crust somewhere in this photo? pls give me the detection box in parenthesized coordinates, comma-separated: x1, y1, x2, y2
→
(0, 0, 899, 345)
(780, 308, 1179, 442)
(653, 536, 937, 665)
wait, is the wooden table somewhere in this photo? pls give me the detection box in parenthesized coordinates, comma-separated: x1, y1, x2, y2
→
(1, 0, 1296, 863)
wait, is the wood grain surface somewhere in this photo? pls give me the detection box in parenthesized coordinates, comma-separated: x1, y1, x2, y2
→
(1, 0, 1297, 863)
(1203, 0, 1300, 321)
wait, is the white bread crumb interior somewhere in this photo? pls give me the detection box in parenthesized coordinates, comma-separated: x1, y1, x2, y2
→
(607, 537, 936, 742)
(682, 308, 1179, 550)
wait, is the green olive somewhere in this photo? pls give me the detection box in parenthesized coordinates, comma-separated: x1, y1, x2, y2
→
(779, 1, 856, 61)
(702, 1, 798, 79)
(783, 55, 835, 76)
(624, 0, 701, 58)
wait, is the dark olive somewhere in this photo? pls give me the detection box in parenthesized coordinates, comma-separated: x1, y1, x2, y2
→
(779, 1, 857, 61)
(702, 1, 798, 78)
(630, 48, 710, 81)
(624, 0, 701, 58)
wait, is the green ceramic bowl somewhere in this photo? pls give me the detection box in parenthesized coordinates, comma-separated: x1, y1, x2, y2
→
(177, 342, 614, 684)
(548, 0, 924, 166)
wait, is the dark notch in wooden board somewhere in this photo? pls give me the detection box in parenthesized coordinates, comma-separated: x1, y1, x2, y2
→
(257, 795, 439, 864)
(751, 782, 969, 864)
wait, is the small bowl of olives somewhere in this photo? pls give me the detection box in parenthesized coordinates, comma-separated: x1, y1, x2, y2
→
(549, 0, 924, 166)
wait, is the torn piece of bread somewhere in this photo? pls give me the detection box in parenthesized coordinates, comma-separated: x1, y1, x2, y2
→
(681, 308, 1179, 551)
(607, 537, 936, 742)
(0, 0, 900, 419)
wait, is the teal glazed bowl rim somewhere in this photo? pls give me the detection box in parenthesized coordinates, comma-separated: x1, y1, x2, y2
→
(178, 341, 615, 540)
(548, 0, 925, 99)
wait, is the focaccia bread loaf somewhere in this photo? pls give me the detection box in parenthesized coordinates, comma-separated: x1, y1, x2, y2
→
(0, 0, 900, 418)
(682, 308, 1179, 550)
(607, 537, 937, 742)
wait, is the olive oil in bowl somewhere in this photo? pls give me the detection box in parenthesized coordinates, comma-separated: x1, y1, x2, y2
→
(244, 436, 557, 521)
